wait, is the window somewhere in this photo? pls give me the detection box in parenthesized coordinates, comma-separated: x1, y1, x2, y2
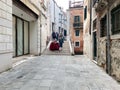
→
(93, 19, 97, 30)
(75, 30, 80, 36)
(84, 6, 87, 20)
(75, 42, 80, 47)
(100, 15, 107, 37)
(111, 5, 120, 34)
(74, 16, 80, 22)
(13, 15, 29, 57)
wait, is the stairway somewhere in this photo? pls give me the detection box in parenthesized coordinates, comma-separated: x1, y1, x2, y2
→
(42, 41, 71, 55)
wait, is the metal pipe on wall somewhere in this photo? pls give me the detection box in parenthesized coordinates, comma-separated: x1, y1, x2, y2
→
(106, 0, 111, 75)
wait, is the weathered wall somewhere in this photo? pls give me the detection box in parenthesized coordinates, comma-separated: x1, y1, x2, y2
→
(96, 0, 120, 81)
(69, 7, 84, 54)
(109, 1, 120, 81)
(74, 30, 83, 54)
(83, 0, 92, 58)
(111, 39, 120, 81)
(97, 38, 107, 69)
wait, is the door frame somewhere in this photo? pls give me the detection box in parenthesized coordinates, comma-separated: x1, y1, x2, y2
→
(13, 15, 30, 57)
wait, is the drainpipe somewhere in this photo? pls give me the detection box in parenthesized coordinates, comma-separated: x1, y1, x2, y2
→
(39, 14, 42, 56)
(90, 0, 92, 59)
(106, 0, 111, 75)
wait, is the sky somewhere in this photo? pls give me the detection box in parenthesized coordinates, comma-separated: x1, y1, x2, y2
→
(55, 0, 83, 11)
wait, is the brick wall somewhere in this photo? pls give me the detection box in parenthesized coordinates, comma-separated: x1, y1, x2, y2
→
(69, 8, 84, 54)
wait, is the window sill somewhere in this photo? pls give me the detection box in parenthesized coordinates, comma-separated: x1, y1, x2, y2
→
(111, 34, 120, 40)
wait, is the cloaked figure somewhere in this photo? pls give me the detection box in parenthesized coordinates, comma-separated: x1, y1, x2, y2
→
(52, 32, 56, 40)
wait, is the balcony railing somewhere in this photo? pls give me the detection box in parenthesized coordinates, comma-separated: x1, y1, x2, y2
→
(73, 22, 83, 28)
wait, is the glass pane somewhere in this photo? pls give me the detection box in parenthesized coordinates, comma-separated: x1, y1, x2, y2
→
(12, 16, 16, 57)
(17, 18, 23, 56)
(75, 42, 79, 46)
(24, 21, 29, 54)
(75, 30, 80, 36)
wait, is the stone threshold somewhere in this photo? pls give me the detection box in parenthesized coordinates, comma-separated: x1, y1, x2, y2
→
(12, 54, 37, 67)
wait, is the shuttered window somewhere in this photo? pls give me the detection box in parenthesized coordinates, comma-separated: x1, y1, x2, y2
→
(100, 15, 107, 37)
(111, 5, 120, 34)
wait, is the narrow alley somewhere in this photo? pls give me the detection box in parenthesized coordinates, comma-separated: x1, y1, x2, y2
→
(0, 0, 120, 90)
(0, 55, 120, 90)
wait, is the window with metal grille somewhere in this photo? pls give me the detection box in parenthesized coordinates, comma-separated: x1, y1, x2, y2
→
(75, 30, 80, 36)
(75, 42, 80, 47)
(111, 5, 120, 34)
(100, 15, 107, 37)
(74, 16, 80, 22)
(93, 19, 97, 30)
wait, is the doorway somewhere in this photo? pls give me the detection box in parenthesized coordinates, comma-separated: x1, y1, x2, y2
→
(93, 31, 97, 60)
(13, 15, 29, 57)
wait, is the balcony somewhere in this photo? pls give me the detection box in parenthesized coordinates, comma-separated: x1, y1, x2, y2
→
(73, 22, 83, 29)
(93, 0, 108, 12)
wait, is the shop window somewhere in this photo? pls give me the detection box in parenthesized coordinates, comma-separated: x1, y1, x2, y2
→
(111, 5, 120, 34)
(100, 15, 107, 37)
(12, 15, 29, 57)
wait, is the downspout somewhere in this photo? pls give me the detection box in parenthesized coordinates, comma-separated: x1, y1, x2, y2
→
(106, 0, 111, 75)
(39, 14, 42, 55)
(89, 0, 92, 35)
(90, 0, 92, 59)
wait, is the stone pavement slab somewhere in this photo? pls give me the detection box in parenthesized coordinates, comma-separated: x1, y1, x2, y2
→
(0, 55, 120, 90)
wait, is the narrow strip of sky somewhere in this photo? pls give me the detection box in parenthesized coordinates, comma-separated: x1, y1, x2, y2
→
(55, 0, 83, 11)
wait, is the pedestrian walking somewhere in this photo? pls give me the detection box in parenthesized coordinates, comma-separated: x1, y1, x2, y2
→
(56, 32, 59, 40)
(59, 33, 63, 50)
(52, 31, 56, 40)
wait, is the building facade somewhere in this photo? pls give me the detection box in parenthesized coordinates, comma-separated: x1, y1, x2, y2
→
(83, 0, 92, 58)
(47, 0, 67, 39)
(94, 0, 120, 81)
(84, 0, 120, 81)
(83, 0, 98, 60)
(0, 0, 48, 73)
(68, 1, 84, 54)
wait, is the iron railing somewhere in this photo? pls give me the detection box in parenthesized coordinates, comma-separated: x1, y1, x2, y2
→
(73, 22, 83, 28)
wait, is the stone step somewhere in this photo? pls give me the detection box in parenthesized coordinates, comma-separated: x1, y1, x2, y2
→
(42, 41, 71, 55)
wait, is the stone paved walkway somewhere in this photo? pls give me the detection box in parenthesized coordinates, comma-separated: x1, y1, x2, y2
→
(0, 55, 120, 90)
